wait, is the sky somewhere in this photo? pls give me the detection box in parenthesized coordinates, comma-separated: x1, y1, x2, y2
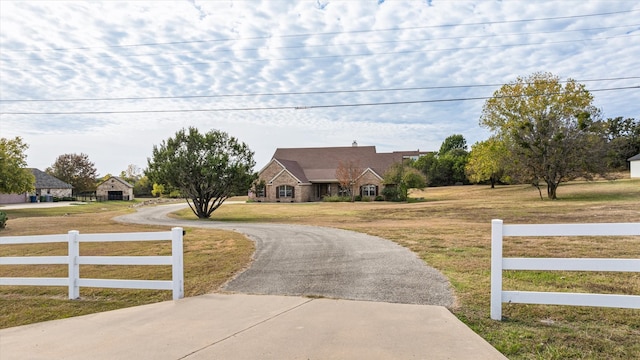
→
(1, 0, 639, 177)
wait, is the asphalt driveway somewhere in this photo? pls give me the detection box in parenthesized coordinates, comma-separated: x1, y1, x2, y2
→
(115, 203, 454, 306)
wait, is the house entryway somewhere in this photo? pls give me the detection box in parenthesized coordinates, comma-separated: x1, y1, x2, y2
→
(315, 184, 330, 200)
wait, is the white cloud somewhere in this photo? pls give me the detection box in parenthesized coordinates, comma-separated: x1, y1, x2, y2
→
(0, 0, 638, 175)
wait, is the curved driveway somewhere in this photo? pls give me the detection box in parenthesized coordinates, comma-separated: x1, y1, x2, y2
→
(115, 203, 454, 307)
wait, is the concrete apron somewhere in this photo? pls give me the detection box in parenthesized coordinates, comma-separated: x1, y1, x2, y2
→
(0, 293, 507, 360)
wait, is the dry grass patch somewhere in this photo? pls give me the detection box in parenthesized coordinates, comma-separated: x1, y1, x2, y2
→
(0, 203, 254, 329)
(179, 179, 640, 359)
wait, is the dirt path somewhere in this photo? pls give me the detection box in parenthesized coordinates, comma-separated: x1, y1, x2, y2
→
(115, 203, 454, 306)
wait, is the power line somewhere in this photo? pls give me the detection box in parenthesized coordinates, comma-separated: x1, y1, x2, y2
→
(8, 33, 638, 74)
(4, 23, 637, 63)
(3, 9, 638, 53)
(2, 85, 636, 115)
(1, 77, 638, 103)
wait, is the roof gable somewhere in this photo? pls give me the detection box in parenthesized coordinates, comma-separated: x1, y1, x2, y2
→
(98, 176, 134, 188)
(628, 153, 640, 161)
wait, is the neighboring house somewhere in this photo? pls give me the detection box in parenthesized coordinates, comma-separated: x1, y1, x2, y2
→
(0, 168, 73, 204)
(251, 144, 429, 202)
(96, 176, 134, 201)
(629, 153, 640, 178)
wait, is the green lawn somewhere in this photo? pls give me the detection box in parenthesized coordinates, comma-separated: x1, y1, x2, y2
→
(2, 180, 639, 359)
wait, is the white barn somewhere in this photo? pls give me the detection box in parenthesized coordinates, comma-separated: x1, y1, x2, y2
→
(629, 154, 640, 178)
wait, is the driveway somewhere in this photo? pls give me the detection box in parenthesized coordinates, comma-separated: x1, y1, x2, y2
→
(116, 203, 454, 306)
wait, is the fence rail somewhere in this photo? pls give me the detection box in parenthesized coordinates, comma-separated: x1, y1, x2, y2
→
(0, 228, 184, 300)
(490, 220, 639, 321)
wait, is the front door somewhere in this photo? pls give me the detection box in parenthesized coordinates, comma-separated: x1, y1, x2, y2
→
(315, 184, 329, 200)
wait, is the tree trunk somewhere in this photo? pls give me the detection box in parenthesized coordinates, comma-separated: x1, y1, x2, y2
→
(546, 181, 558, 200)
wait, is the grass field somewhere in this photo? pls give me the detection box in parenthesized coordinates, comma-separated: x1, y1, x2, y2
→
(0, 201, 254, 328)
(1, 180, 639, 359)
(175, 179, 640, 360)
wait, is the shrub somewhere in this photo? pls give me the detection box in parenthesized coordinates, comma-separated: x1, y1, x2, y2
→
(374, 195, 385, 201)
(0, 211, 7, 229)
(322, 195, 350, 202)
(354, 195, 362, 201)
(382, 186, 402, 201)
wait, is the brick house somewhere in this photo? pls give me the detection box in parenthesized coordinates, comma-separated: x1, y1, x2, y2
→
(251, 144, 428, 202)
(96, 176, 134, 201)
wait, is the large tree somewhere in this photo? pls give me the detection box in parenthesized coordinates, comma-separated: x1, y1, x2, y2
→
(480, 72, 608, 199)
(46, 153, 98, 195)
(438, 134, 467, 155)
(335, 160, 363, 202)
(146, 127, 257, 219)
(0, 137, 35, 194)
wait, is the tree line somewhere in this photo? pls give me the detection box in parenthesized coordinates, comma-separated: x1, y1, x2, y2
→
(2, 72, 638, 215)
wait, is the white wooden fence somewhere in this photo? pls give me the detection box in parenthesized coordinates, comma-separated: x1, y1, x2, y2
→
(490, 220, 639, 320)
(0, 228, 184, 300)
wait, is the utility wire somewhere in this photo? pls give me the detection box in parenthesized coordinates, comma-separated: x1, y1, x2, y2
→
(8, 33, 638, 74)
(1, 77, 638, 103)
(4, 23, 637, 62)
(3, 8, 638, 53)
(1, 86, 636, 115)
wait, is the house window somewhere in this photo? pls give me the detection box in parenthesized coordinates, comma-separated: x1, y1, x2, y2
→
(276, 185, 294, 198)
(256, 188, 265, 197)
(338, 186, 350, 197)
(362, 184, 377, 197)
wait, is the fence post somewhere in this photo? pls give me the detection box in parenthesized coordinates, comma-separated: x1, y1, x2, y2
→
(171, 227, 184, 300)
(490, 219, 503, 320)
(68, 230, 80, 299)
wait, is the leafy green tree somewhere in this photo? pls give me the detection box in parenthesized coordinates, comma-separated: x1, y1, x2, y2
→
(383, 161, 426, 201)
(133, 176, 153, 197)
(480, 72, 608, 199)
(465, 138, 510, 188)
(604, 117, 640, 169)
(438, 134, 467, 155)
(46, 153, 98, 195)
(151, 183, 165, 197)
(415, 135, 469, 186)
(0, 137, 34, 194)
(146, 127, 257, 218)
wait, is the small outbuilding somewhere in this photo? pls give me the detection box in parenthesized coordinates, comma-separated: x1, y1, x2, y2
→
(96, 176, 134, 201)
(0, 168, 73, 204)
(629, 153, 640, 178)
(31, 168, 74, 200)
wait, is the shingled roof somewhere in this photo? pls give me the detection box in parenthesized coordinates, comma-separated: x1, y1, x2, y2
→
(29, 168, 73, 189)
(271, 146, 427, 182)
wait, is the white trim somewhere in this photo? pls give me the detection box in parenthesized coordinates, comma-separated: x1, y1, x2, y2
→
(358, 168, 383, 181)
(261, 159, 304, 184)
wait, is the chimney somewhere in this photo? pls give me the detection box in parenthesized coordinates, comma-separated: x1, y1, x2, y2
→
(352, 140, 358, 147)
